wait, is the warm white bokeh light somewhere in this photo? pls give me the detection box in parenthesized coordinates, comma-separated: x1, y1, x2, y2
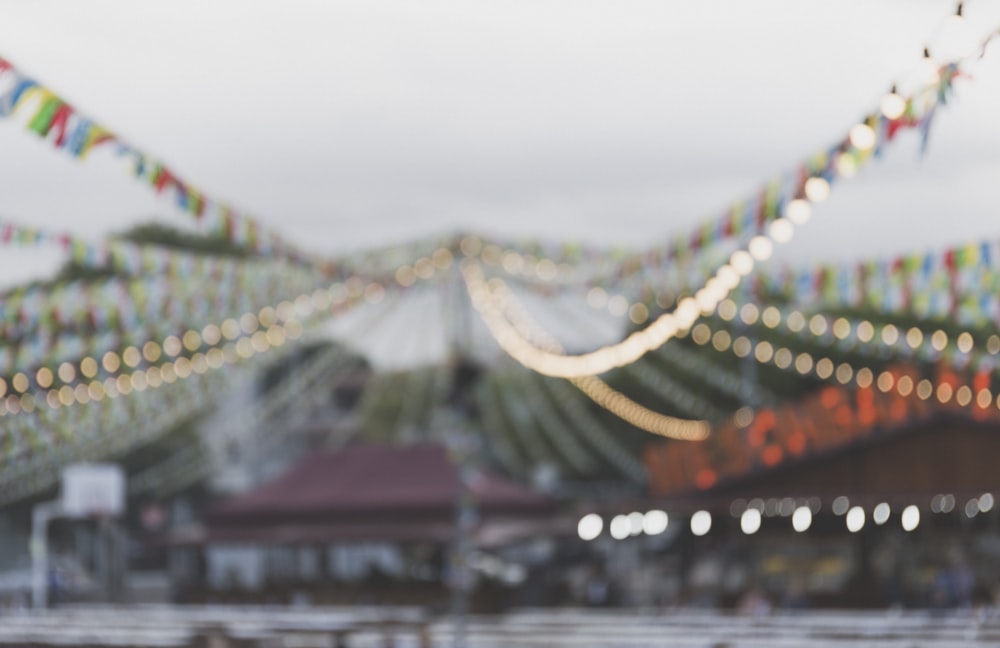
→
(804, 177, 831, 202)
(643, 510, 669, 535)
(784, 198, 811, 225)
(880, 91, 906, 120)
(577, 513, 603, 541)
(849, 123, 876, 151)
(740, 508, 762, 535)
(690, 510, 712, 536)
(609, 514, 630, 540)
(901, 505, 920, 532)
(792, 506, 812, 532)
(846, 506, 865, 533)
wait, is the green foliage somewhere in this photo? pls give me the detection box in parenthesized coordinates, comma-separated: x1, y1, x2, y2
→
(118, 222, 252, 258)
(51, 220, 253, 284)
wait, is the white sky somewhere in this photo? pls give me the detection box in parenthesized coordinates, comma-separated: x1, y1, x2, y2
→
(0, 0, 999, 292)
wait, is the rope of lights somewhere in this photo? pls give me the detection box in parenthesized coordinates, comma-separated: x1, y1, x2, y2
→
(542, 284, 732, 422)
(473, 29, 1000, 340)
(478, 271, 710, 440)
(658, 341, 780, 407)
(747, 250, 1000, 330)
(0, 257, 317, 341)
(0, 234, 463, 400)
(0, 384, 221, 504)
(689, 311, 1000, 424)
(190, 288, 420, 495)
(472, 11, 999, 293)
(714, 298, 1000, 375)
(460, 111, 873, 380)
(0, 265, 324, 387)
(466, 282, 644, 466)
(3, 313, 349, 501)
(0, 310, 306, 416)
(134, 338, 376, 498)
(0, 269, 406, 414)
(0, 323, 312, 474)
(0, 229, 455, 371)
(0, 365, 236, 502)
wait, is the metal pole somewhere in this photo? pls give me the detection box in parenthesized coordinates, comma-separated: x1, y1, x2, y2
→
(450, 465, 471, 648)
(31, 500, 61, 609)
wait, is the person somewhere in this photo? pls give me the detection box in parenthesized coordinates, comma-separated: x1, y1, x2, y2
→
(780, 576, 810, 611)
(931, 549, 974, 610)
(584, 565, 611, 607)
(737, 585, 772, 617)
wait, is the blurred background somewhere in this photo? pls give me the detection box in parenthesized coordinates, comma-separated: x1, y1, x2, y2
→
(2, 1, 1000, 646)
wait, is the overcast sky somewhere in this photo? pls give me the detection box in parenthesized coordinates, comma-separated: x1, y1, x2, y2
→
(1, 0, 999, 292)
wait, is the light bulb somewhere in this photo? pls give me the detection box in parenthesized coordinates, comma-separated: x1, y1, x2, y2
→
(804, 177, 830, 203)
(748, 236, 773, 261)
(849, 123, 876, 151)
(880, 89, 906, 120)
(919, 48, 940, 85)
(784, 199, 811, 224)
(835, 154, 857, 179)
(768, 218, 794, 243)
(729, 250, 754, 276)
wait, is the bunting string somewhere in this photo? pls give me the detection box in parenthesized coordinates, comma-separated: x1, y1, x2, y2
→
(0, 57, 312, 265)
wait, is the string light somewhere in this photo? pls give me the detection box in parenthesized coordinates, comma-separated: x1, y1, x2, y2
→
(476, 273, 709, 440)
(881, 85, 907, 120)
(849, 123, 877, 151)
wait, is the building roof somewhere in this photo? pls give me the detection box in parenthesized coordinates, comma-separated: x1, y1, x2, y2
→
(209, 442, 553, 522)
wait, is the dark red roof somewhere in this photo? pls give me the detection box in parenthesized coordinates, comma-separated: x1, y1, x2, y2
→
(210, 442, 552, 521)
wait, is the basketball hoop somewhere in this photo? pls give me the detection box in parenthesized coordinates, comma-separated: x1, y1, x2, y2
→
(60, 464, 125, 519)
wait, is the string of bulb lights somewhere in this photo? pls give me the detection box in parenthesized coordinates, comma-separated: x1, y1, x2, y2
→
(120, 295, 413, 499)
(0, 4, 995, 489)
(714, 298, 1000, 375)
(0, 233, 467, 412)
(460, 54, 980, 381)
(0, 370, 236, 504)
(0, 265, 442, 415)
(2, 11, 991, 402)
(471, 270, 710, 440)
(684, 305, 1000, 421)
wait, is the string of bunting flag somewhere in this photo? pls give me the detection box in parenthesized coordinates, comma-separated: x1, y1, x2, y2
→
(502, 16, 1000, 287)
(0, 260, 323, 375)
(0, 56, 313, 265)
(460, 38, 993, 381)
(0, 233, 465, 411)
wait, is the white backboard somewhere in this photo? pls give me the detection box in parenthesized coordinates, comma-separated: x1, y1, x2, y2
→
(60, 463, 125, 518)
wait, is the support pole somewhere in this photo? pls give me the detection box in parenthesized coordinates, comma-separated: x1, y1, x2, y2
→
(31, 500, 62, 609)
